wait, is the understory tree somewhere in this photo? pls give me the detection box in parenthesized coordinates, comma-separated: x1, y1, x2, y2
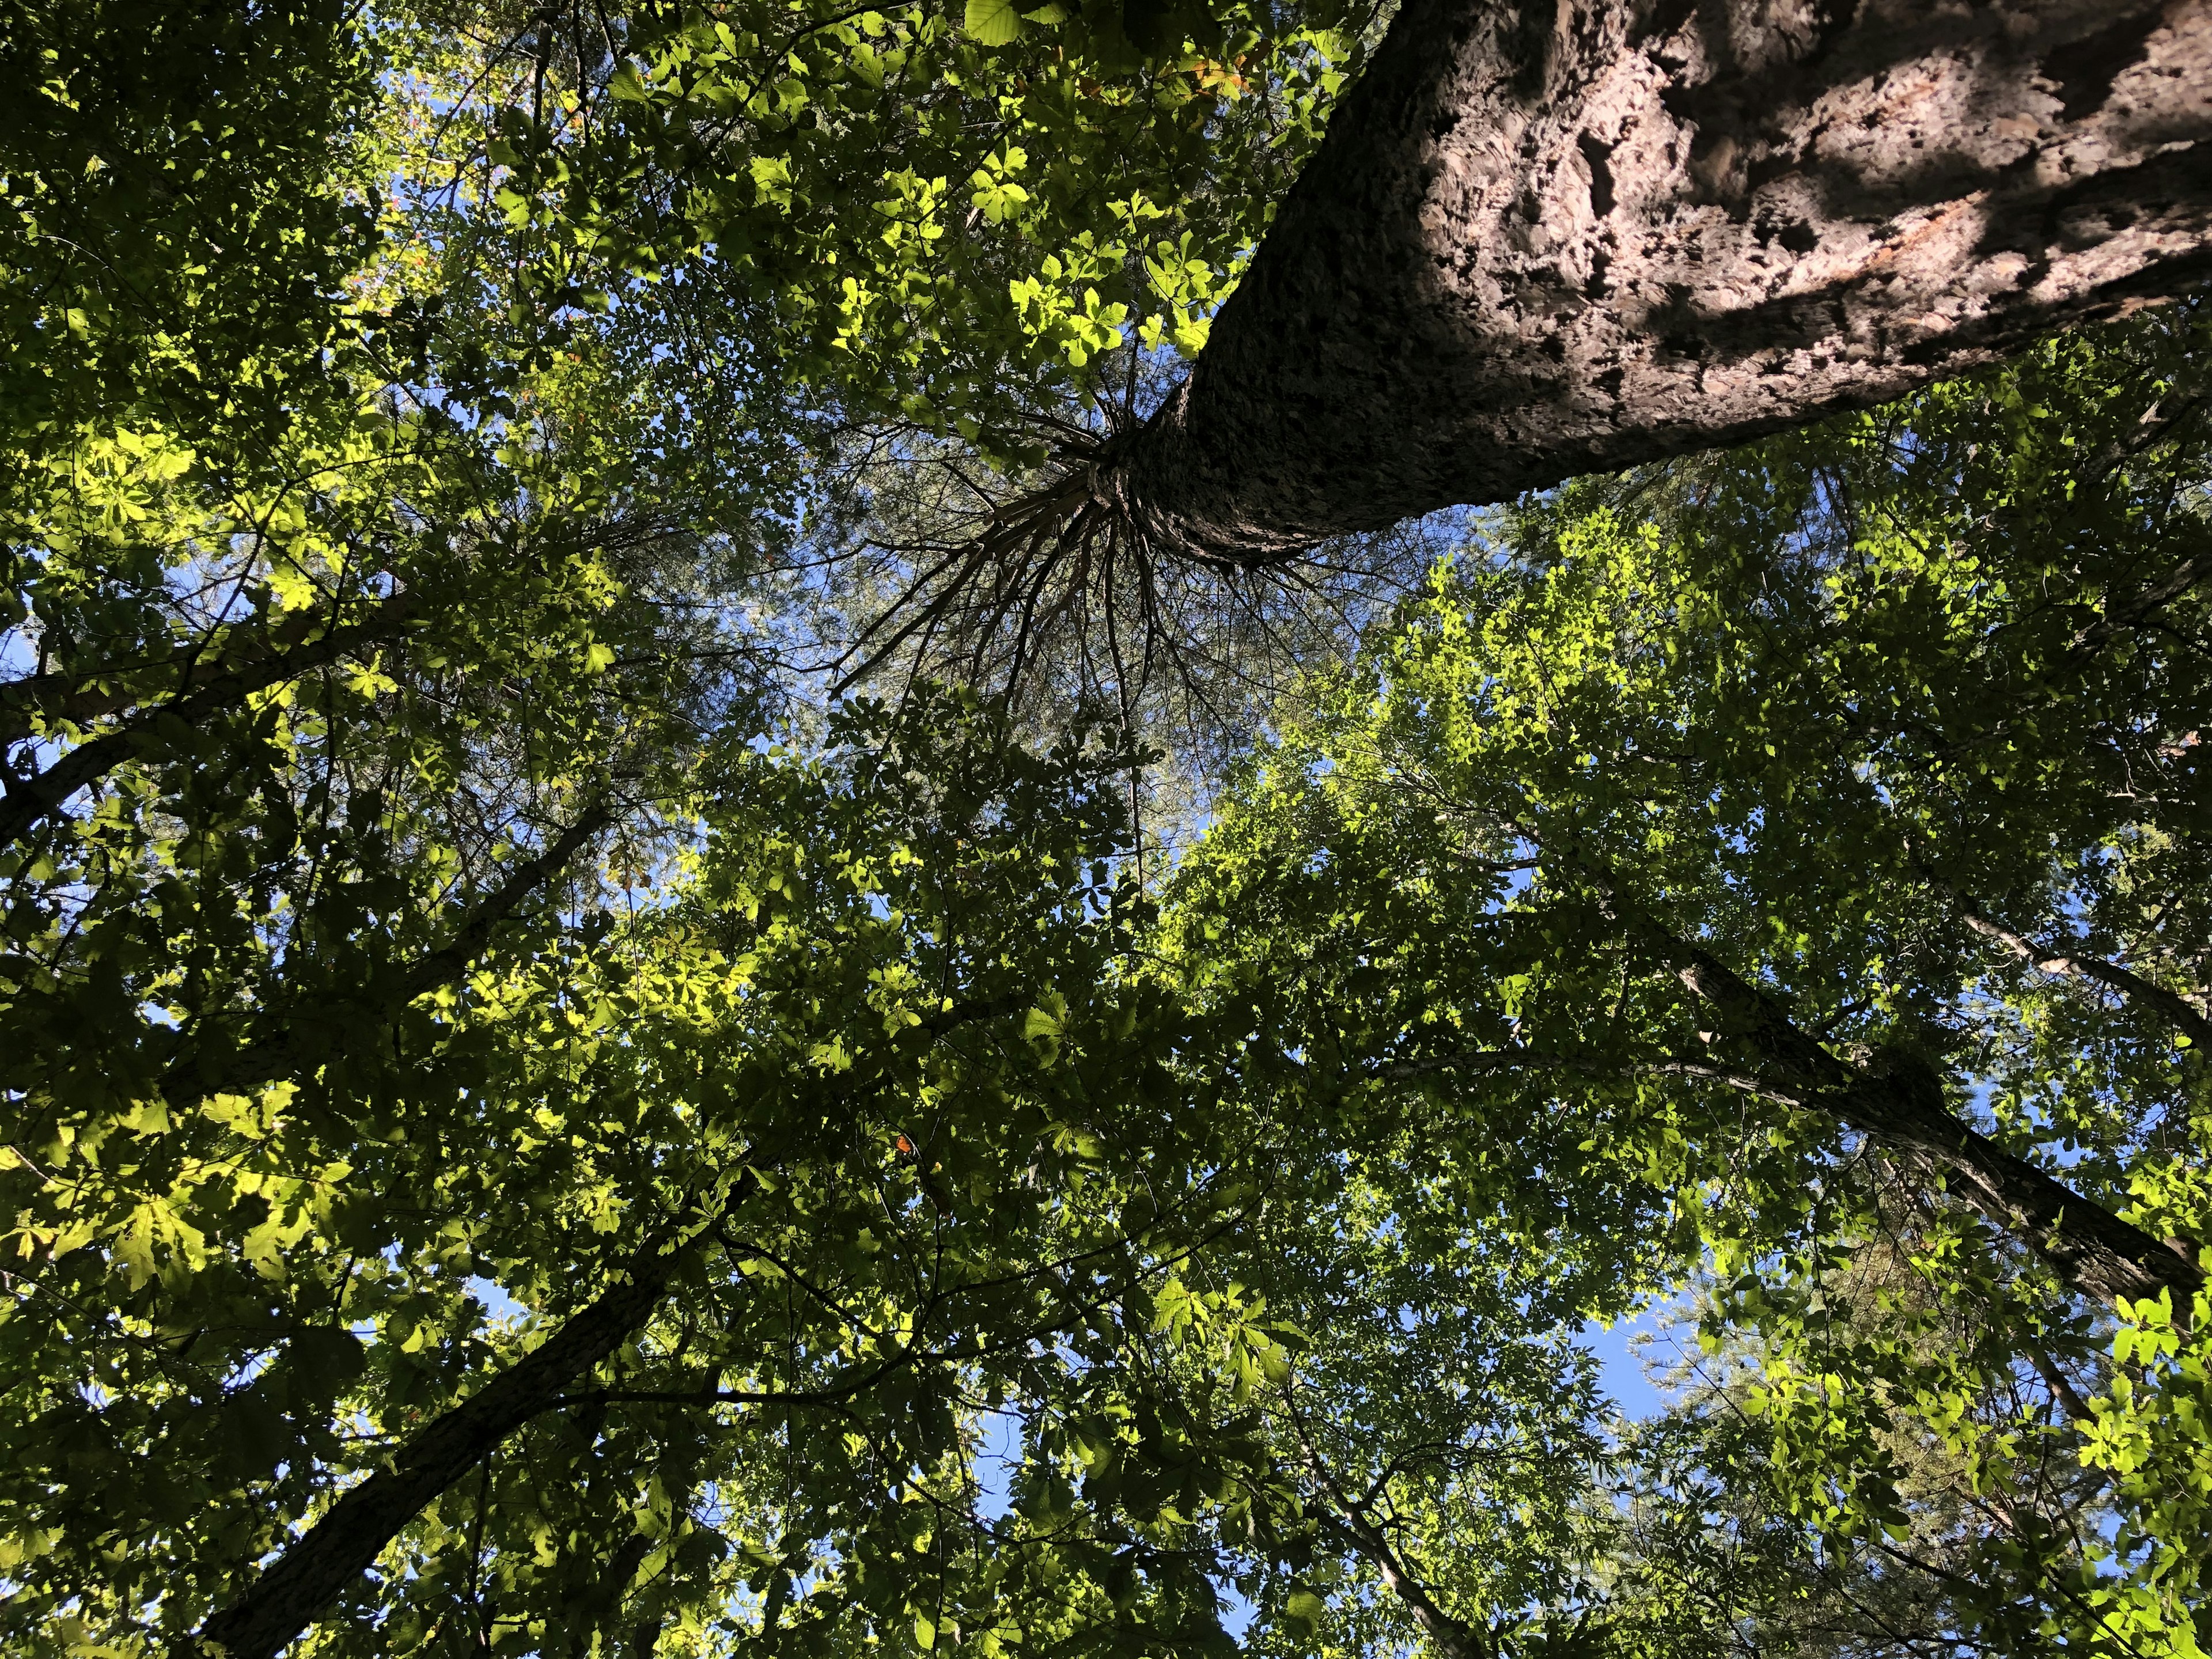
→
(5, 694, 1285, 1659)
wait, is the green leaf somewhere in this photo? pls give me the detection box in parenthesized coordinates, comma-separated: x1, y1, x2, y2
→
(964, 0, 1026, 44)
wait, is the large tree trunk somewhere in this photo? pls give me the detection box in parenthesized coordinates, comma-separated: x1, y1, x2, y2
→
(1101, 0, 2212, 562)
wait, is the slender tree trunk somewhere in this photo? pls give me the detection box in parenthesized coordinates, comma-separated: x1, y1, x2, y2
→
(1099, 0, 2212, 562)
(0, 593, 418, 849)
(1320, 1513, 1489, 1659)
(571, 1531, 657, 1659)
(1284, 1399, 1491, 1659)
(187, 1213, 696, 1659)
(1634, 904, 2205, 1306)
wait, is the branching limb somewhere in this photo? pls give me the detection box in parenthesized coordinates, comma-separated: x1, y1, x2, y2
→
(1960, 906, 2212, 1052)
(186, 1183, 737, 1659)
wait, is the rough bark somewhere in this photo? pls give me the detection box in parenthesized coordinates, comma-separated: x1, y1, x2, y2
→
(1099, 0, 2212, 562)
(187, 1213, 697, 1659)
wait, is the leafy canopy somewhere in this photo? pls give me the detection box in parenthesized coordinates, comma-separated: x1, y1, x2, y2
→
(6, 6, 2212, 1659)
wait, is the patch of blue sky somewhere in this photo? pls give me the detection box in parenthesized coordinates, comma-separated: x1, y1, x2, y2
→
(465, 1275, 529, 1322)
(1582, 1310, 1668, 1422)
(970, 1404, 1022, 1521)
(1214, 1576, 1257, 1640)
(1585, 1292, 1699, 1424)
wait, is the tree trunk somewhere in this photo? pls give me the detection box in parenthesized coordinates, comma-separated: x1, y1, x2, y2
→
(1320, 1513, 1490, 1659)
(1285, 1399, 1491, 1659)
(187, 1214, 695, 1659)
(0, 593, 419, 849)
(1100, 0, 2212, 562)
(1644, 910, 2205, 1308)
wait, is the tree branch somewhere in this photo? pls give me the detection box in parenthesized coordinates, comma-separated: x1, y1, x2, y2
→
(1384, 804, 2196, 1301)
(1619, 893, 2203, 1307)
(1, 592, 416, 747)
(175, 801, 612, 1101)
(1960, 906, 2212, 1052)
(1281, 1390, 1489, 1659)
(0, 593, 419, 849)
(186, 1187, 732, 1659)
(389, 803, 614, 1007)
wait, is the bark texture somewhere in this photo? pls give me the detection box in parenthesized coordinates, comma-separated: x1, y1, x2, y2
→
(1103, 0, 2212, 560)
(187, 1217, 694, 1659)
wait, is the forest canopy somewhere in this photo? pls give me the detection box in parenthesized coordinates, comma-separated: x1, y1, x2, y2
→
(5, 4, 2212, 1659)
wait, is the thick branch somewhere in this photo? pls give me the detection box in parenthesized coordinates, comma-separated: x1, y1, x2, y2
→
(1284, 1397, 1489, 1659)
(1962, 907, 2212, 1052)
(1633, 904, 2202, 1306)
(187, 1202, 713, 1659)
(389, 805, 614, 1006)
(1101, 0, 2212, 561)
(0, 593, 418, 849)
(1321, 1514, 1489, 1659)
(0, 593, 415, 747)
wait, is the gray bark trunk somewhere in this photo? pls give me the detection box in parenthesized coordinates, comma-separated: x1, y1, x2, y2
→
(1645, 913, 2206, 1308)
(1102, 0, 2212, 561)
